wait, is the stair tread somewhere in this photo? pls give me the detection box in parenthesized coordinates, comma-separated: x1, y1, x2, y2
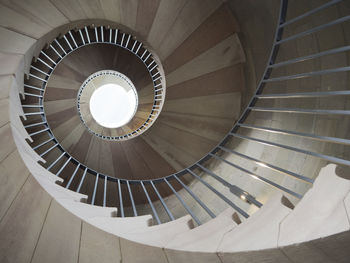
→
(57, 199, 117, 219)
(218, 192, 292, 252)
(122, 215, 193, 246)
(279, 164, 350, 246)
(166, 208, 237, 252)
(86, 215, 153, 236)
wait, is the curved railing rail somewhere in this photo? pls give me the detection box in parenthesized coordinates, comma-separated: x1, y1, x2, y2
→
(20, 0, 350, 225)
(25, 25, 165, 141)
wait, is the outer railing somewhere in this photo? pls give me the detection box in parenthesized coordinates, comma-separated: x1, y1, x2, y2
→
(20, 0, 350, 225)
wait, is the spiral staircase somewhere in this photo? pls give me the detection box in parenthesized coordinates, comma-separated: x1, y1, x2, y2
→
(1, 0, 350, 262)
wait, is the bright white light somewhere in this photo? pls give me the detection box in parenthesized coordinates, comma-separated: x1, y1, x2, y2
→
(89, 83, 137, 128)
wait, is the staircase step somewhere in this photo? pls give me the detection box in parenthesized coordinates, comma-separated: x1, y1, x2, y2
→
(218, 192, 293, 255)
(86, 215, 153, 236)
(164, 208, 239, 263)
(279, 164, 350, 247)
(57, 199, 118, 219)
(166, 208, 238, 252)
(123, 215, 193, 246)
(120, 215, 194, 263)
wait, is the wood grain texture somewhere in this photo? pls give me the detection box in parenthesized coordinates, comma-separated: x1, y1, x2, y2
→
(31, 200, 81, 263)
(163, 3, 240, 74)
(0, 176, 52, 263)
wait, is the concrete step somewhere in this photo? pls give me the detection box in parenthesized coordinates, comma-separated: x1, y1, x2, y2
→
(57, 199, 118, 219)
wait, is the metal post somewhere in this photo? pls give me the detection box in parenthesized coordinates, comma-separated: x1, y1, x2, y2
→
(66, 163, 80, 189)
(118, 179, 124, 217)
(140, 181, 161, 224)
(77, 167, 87, 193)
(91, 173, 99, 205)
(164, 178, 201, 225)
(103, 176, 107, 207)
(127, 181, 137, 216)
(47, 152, 65, 171)
(150, 181, 175, 221)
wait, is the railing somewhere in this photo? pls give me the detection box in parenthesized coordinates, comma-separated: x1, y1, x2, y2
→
(25, 25, 165, 141)
(20, 0, 350, 225)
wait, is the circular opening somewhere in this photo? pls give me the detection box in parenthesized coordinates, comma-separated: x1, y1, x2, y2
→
(89, 83, 138, 128)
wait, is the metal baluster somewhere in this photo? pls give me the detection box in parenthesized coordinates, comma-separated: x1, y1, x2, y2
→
(186, 169, 249, 218)
(196, 163, 262, 207)
(66, 163, 80, 189)
(131, 40, 137, 52)
(164, 178, 201, 225)
(269, 45, 350, 68)
(63, 35, 73, 50)
(256, 90, 350, 99)
(149, 64, 158, 72)
(24, 92, 43, 98)
(140, 50, 147, 60)
(125, 35, 131, 47)
(127, 181, 137, 216)
(54, 39, 67, 55)
(37, 57, 53, 70)
(249, 106, 350, 115)
(103, 176, 107, 207)
(279, 0, 342, 28)
(141, 181, 161, 224)
(262, 66, 350, 83)
(29, 127, 49, 137)
(79, 29, 85, 45)
(94, 27, 99, 42)
(230, 133, 350, 167)
(85, 26, 91, 43)
(91, 173, 99, 205)
(147, 60, 155, 69)
(238, 123, 350, 146)
(30, 66, 50, 76)
(33, 138, 54, 150)
(209, 153, 302, 199)
(219, 146, 313, 183)
(24, 121, 45, 128)
(277, 15, 350, 45)
(120, 33, 125, 46)
(100, 26, 104, 42)
(29, 73, 47, 83)
(150, 181, 174, 221)
(114, 29, 118, 44)
(40, 51, 57, 65)
(77, 167, 88, 193)
(118, 179, 124, 217)
(69, 30, 78, 48)
(47, 152, 65, 171)
(49, 44, 62, 59)
(56, 157, 72, 176)
(24, 112, 44, 116)
(135, 42, 142, 54)
(40, 143, 58, 157)
(143, 52, 151, 62)
(173, 175, 215, 218)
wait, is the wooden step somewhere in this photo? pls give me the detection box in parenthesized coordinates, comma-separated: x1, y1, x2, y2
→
(165, 208, 239, 262)
(218, 192, 293, 257)
(279, 164, 350, 247)
(120, 215, 194, 263)
(86, 215, 153, 236)
(57, 199, 118, 219)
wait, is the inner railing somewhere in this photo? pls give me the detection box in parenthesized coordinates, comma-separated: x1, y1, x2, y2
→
(20, 0, 350, 225)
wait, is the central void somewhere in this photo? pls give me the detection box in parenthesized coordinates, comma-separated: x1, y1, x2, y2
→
(89, 83, 138, 128)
